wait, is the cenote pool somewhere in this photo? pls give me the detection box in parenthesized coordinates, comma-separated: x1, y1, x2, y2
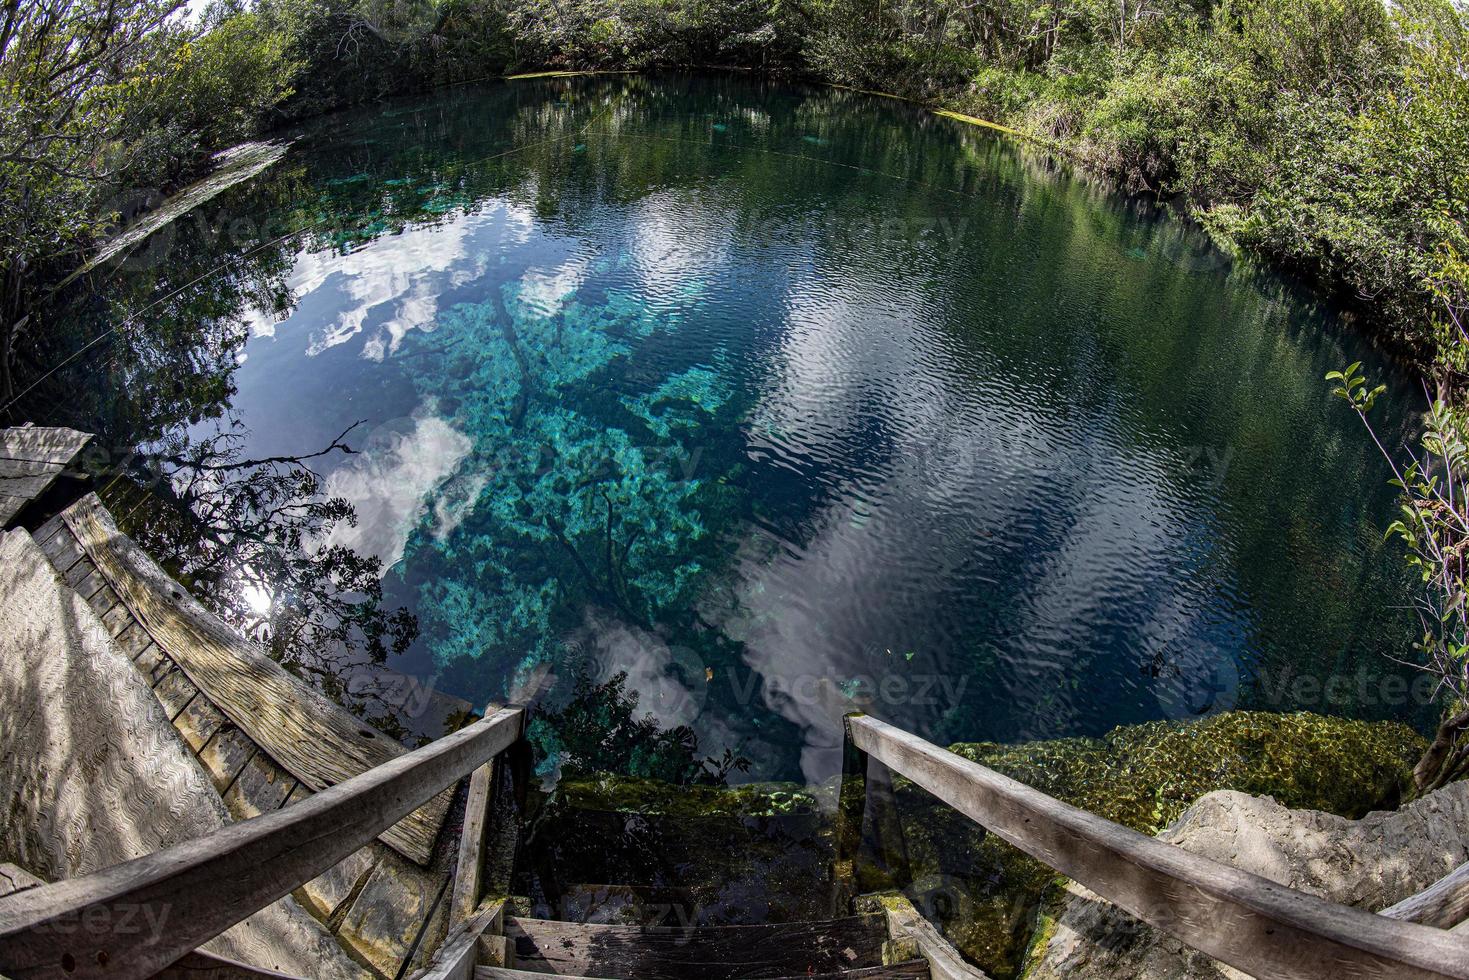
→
(31, 73, 1425, 786)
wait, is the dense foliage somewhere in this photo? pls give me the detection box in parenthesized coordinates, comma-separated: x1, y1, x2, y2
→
(5, 0, 1464, 389)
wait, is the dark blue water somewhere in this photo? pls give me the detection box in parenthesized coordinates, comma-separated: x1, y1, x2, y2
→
(44, 74, 1423, 784)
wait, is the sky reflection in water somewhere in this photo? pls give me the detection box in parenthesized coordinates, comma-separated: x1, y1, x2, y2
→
(201, 74, 1419, 784)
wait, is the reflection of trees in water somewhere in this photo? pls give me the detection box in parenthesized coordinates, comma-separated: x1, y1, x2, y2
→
(4, 158, 430, 733)
(122, 422, 420, 731)
(531, 671, 751, 785)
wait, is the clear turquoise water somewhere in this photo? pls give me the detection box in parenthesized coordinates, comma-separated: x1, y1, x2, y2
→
(37, 74, 1424, 784)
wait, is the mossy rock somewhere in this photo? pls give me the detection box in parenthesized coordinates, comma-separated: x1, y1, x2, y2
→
(897, 711, 1424, 979)
(950, 710, 1423, 830)
(557, 774, 822, 817)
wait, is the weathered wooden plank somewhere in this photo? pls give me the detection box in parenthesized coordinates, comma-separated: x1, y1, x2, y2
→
(480, 742, 527, 905)
(32, 515, 66, 551)
(198, 727, 257, 796)
(174, 695, 229, 754)
(0, 494, 25, 527)
(289, 826, 379, 922)
(0, 705, 523, 980)
(0, 457, 64, 480)
(847, 714, 1469, 980)
(60, 493, 451, 865)
(0, 429, 88, 525)
(38, 527, 84, 574)
(410, 901, 505, 980)
(0, 865, 46, 899)
(0, 427, 91, 465)
(474, 964, 931, 979)
(859, 893, 985, 979)
(1381, 861, 1469, 929)
(504, 915, 890, 978)
(154, 951, 304, 979)
(85, 582, 119, 618)
(833, 716, 869, 914)
(406, 880, 454, 979)
(336, 848, 446, 978)
(450, 763, 496, 925)
(0, 473, 55, 500)
(113, 621, 152, 659)
(222, 754, 294, 820)
(63, 560, 107, 601)
(150, 654, 176, 685)
(154, 668, 201, 721)
(100, 601, 132, 638)
(133, 641, 165, 675)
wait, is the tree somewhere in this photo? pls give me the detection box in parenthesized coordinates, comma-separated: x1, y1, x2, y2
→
(1330, 365, 1469, 793)
(0, 0, 185, 397)
(0, 0, 305, 399)
(1325, 6, 1469, 793)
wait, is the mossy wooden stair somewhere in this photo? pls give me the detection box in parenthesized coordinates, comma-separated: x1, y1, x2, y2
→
(494, 914, 925, 978)
(516, 783, 834, 927)
(477, 968, 927, 980)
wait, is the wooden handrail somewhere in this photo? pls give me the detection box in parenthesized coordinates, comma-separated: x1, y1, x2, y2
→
(0, 705, 526, 980)
(1382, 862, 1469, 930)
(843, 713, 1469, 980)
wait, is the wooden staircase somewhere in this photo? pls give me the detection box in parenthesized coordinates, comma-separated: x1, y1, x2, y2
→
(28, 495, 455, 978)
(483, 914, 929, 978)
(480, 967, 926, 980)
(479, 968, 925, 980)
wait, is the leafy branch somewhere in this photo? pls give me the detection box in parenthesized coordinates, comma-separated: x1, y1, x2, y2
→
(1329, 360, 1469, 792)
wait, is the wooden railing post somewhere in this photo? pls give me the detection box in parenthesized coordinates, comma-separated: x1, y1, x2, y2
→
(831, 712, 869, 913)
(833, 713, 914, 908)
(483, 707, 535, 902)
(866, 755, 913, 889)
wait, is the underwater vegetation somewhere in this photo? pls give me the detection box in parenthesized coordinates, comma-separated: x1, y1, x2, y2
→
(528, 671, 753, 784)
(394, 249, 741, 699)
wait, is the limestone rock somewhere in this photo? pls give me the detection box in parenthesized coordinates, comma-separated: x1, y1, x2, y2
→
(1022, 784, 1469, 978)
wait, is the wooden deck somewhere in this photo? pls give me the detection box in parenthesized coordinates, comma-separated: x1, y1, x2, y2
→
(32, 495, 460, 978)
(0, 426, 90, 527)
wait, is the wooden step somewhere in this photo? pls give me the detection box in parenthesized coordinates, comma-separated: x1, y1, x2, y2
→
(477, 964, 930, 980)
(0, 426, 91, 526)
(533, 882, 705, 925)
(522, 803, 832, 924)
(504, 914, 892, 978)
